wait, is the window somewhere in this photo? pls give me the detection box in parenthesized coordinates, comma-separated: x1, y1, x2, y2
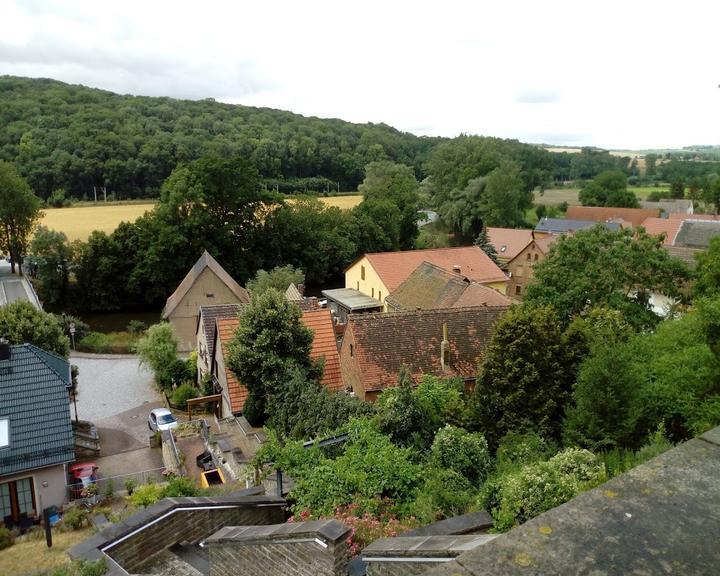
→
(534, 254, 539, 261)
(0, 419, 8, 448)
(0, 477, 36, 522)
(378, 291, 382, 301)
(205, 293, 215, 298)
(0, 483, 10, 519)
(515, 285, 522, 295)
(350, 344, 354, 357)
(361, 265, 366, 280)
(371, 287, 375, 298)
(356, 281, 360, 290)
(526, 253, 531, 260)
(16, 479, 33, 515)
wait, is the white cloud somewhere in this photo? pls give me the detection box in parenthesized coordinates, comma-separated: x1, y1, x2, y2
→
(1, 0, 719, 149)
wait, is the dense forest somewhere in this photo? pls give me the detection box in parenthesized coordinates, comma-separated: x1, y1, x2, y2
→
(0, 76, 634, 200)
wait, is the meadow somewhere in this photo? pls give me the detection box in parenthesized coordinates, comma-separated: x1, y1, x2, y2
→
(39, 195, 363, 241)
(534, 185, 671, 207)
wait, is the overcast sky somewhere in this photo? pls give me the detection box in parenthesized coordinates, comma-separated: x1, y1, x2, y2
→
(1, 0, 719, 150)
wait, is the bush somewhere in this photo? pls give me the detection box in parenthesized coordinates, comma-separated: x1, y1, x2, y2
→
(161, 476, 199, 498)
(412, 467, 474, 523)
(103, 479, 115, 499)
(58, 506, 89, 531)
(129, 483, 164, 508)
(47, 188, 71, 208)
(170, 382, 199, 409)
(0, 524, 14, 550)
(430, 425, 492, 485)
(126, 320, 147, 334)
(52, 314, 90, 341)
(77, 331, 139, 354)
(495, 430, 555, 472)
(124, 478, 136, 495)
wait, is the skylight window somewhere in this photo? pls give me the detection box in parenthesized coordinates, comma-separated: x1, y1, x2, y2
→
(0, 419, 8, 448)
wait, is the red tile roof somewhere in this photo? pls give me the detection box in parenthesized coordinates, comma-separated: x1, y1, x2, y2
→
(216, 316, 248, 414)
(486, 228, 534, 262)
(364, 246, 507, 293)
(566, 206, 660, 228)
(639, 218, 683, 246)
(343, 306, 508, 393)
(301, 309, 344, 392)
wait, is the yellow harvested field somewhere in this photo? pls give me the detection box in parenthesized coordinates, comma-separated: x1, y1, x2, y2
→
(40, 203, 156, 241)
(39, 196, 362, 242)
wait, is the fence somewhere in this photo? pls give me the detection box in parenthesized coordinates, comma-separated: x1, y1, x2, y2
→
(67, 467, 166, 502)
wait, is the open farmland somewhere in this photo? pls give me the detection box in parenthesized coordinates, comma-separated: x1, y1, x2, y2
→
(39, 195, 363, 241)
(534, 185, 670, 207)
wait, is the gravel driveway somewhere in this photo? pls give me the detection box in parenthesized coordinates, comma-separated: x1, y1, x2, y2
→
(72, 355, 162, 421)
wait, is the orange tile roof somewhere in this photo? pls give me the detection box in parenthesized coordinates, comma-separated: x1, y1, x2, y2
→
(365, 246, 507, 293)
(216, 316, 248, 414)
(301, 309, 344, 392)
(566, 206, 660, 228)
(486, 228, 533, 261)
(639, 218, 682, 246)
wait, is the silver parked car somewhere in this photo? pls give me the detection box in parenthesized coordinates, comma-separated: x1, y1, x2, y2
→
(148, 407, 178, 432)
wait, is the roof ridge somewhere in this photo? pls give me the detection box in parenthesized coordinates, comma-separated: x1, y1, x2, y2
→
(348, 304, 511, 323)
(366, 245, 482, 257)
(20, 343, 70, 383)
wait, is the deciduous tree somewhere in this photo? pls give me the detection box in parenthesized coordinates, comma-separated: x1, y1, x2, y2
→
(0, 301, 69, 357)
(0, 161, 42, 273)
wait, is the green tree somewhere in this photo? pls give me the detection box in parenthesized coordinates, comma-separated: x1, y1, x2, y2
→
(0, 161, 42, 273)
(695, 237, 720, 300)
(472, 305, 575, 449)
(135, 323, 182, 389)
(247, 265, 305, 296)
(524, 226, 690, 330)
(0, 301, 69, 357)
(579, 170, 638, 207)
(227, 288, 317, 426)
(480, 161, 532, 227)
(377, 365, 426, 448)
(474, 227, 500, 265)
(28, 226, 73, 308)
(670, 178, 685, 199)
(358, 161, 420, 249)
(430, 425, 492, 485)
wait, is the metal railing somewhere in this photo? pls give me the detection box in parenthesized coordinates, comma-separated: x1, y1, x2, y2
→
(66, 467, 167, 501)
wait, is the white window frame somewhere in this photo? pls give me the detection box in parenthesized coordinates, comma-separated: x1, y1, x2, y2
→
(0, 419, 8, 448)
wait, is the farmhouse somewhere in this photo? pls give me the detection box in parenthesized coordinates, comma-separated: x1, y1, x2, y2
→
(485, 227, 534, 265)
(505, 236, 556, 298)
(345, 246, 508, 309)
(385, 261, 512, 312)
(340, 306, 508, 401)
(0, 342, 75, 527)
(162, 251, 250, 351)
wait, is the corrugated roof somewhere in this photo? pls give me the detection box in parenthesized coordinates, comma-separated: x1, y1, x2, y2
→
(639, 217, 682, 246)
(0, 344, 75, 475)
(386, 262, 511, 311)
(364, 246, 507, 293)
(162, 251, 250, 319)
(285, 283, 303, 302)
(301, 309, 344, 392)
(216, 316, 248, 414)
(566, 206, 660, 227)
(674, 220, 720, 249)
(344, 306, 508, 392)
(486, 228, 533, 262)
(199, 304, 242, 362)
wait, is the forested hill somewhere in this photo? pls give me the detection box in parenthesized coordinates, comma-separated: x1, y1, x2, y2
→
(0, 76, 440, 199)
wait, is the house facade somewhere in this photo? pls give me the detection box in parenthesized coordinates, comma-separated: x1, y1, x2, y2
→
(163, 251, 250, 351)
(345, 247, 508, 310)
(505, 237, 555, 299)
(196, 304, 242, 383)
(340, 306, 509, 402)
(0, 343, 75, 525)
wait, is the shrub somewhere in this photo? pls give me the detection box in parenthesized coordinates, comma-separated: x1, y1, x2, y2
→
(161, 476, 198, 498)
(495, 430, 554, 472)
(412, 467, 474, 524)
(129, 483, 164, 508)
(47, 188, 71, 208)
(0, 524, 14, 550)
(58, 506, 89, 531)
(126, 320, 147, 334)
(103, 479, 115, 499)
(49, 558, 107, 576)
(430, 425, 492, 485)
(124, 478, 136, 495)
(171, 382, 199, 409)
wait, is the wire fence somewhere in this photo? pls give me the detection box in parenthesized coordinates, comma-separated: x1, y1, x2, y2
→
(66, 466, 166, 501)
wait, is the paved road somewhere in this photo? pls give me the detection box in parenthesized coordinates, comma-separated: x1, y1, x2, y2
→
(0, 260, 40, 307)
(72, 355, 161, 421)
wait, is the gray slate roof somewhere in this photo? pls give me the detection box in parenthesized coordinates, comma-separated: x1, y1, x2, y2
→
(197, 304, 242, 361)
(674, 220, 720, 249)
(535, 218, 620, 234)
(0, 344, 74, 475)
(423, 426, 720, 576)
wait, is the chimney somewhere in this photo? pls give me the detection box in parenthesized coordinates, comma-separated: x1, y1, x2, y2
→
(0, 338, 10, 361)
(452, 264, 461, 274)
(440, 323, 450, 372)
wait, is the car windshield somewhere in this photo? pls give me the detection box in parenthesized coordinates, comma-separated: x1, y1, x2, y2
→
(158, 414, 176, 424)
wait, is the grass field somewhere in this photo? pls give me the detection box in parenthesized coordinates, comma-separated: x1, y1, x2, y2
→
(534, 186, 671, 207)
(0, 527, 93, 575)
(39, 195, 363, 242)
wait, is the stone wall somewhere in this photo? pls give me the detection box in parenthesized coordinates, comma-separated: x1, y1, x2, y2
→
(206, 519, 350, 576)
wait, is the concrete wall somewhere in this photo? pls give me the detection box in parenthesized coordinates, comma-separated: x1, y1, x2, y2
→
(170, 267, 244, 351)
(207, 520, 350, 576)
(0, 463, 68, 516)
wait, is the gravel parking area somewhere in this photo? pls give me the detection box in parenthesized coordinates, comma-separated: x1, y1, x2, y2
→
(72, 355, 161, 422)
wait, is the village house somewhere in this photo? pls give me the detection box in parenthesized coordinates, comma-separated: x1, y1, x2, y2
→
(385, 261, 512, 312)
(162, 251, 250, 351)
(485, 227, 534, 265)
(504, 235, 556, 299)
(345, 246, 508, 310)
(535, 217, 621, 236)
(196, 303, 243, 383)
(210, 308, 344, 416)
(340, 306, 508, 402)
(0, 342, 75, 528)
(565, 206, 660, 228)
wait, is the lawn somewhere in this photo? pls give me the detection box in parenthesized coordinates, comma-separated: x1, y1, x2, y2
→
(0, 527, 93, 575)
(39, 195, 363, 242)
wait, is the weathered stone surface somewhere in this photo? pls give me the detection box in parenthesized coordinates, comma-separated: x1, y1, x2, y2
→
(402, 512, 493, 537)
(424, 430, 720, 576)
